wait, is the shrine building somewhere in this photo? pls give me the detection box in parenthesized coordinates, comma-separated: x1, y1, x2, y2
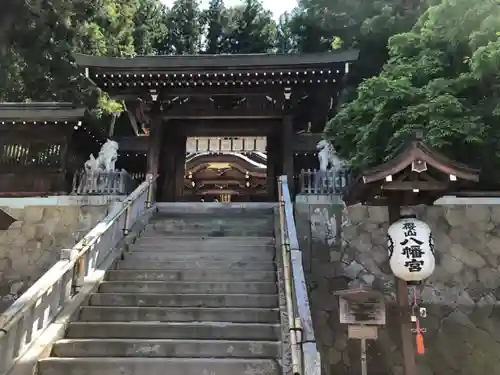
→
(0, 52, 359, 201)
(73, 51, 359, 202)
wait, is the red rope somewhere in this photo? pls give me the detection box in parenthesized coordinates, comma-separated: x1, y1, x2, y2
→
(411, 285, 425, 354)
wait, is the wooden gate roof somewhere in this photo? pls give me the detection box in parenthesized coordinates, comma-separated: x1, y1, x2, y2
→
(0, 103, 85, 123)
(74, 50, 359, 72)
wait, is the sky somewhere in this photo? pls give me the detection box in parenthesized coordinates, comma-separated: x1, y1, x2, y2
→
(160, 0, 296, 19)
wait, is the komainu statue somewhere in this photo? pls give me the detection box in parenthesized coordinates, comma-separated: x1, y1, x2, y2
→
(98, 139, 119, 172)
(78, 140, 120, 193)
(315, 139, 346, 193)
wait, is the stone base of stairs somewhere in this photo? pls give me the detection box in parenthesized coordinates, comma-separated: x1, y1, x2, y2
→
(38, 357, 281, 375)
(36, 205, 283, 375)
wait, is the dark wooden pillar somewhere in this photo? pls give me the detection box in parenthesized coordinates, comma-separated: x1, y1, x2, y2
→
(146, 116, 162, 176)
(160, 122, 175, 201)
(282, 114, 294, 196)
(146, 114, 163, 200)
(266, 134, 279, 201)
(389, 203, 417, 375)
(174, 133, 187, 200)
(160, 123, 186, 202)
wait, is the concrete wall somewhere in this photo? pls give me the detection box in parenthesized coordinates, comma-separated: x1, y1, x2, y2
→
(0, 196, 119, 312)
(296, 196, 500, 375)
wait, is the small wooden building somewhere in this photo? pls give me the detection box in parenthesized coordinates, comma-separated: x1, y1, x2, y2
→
(0, 103, 105, 196)
(74, 51, 359, 201)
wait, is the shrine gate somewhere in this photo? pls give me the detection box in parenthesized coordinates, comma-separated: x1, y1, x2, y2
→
(74, 51, 359, 201)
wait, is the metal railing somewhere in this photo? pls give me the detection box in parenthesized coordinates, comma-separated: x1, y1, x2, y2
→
(0, 174, 157, 375)
(278, 175, 321, 375)
(71, 169, 137, 195)
(299, 168, 351, 195)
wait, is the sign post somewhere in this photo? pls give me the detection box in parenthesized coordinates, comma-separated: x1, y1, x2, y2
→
(335, 288, 386, 375)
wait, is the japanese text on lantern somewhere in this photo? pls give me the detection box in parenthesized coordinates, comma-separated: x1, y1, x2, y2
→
(400, 222, 424, 272)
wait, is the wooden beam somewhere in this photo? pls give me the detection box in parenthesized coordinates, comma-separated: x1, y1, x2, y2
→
(177, 120, 280, 137)
(382, 181, 449, 191)
(108, 86, 284, 100)
(115, 136, 148, 152)
(0, 103, 85, 122)
(126, 109, 140, 136)
(146, 115, 162, 176)
(164, 113, 281, 120)
(186, 188, 268, 196)
(108, 114, 117, 137)
(282, 115, 294, 196)
(293, 133, 322, 152)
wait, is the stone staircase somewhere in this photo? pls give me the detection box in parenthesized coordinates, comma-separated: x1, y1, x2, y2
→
(37, 205, 283, 375)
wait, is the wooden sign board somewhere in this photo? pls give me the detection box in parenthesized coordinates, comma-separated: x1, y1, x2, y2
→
(185, 137, 266, 152)
(348, 325, 378, 340)
(220, 139, 232, 151)
(232, 139, 243, 151)
(186, 138, 197, 153)
(339, 297, 386, 325)
(209, 138, 219, 151)
(244, 137, 256, 151)
(197, 138, 209, 152)
(255, 137, 267, 152)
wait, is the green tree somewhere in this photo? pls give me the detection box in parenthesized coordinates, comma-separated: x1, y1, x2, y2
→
(132, 0, 169, 55)
(276, 11, 297, 53)
(0, 0, 158, 114)
(283, 0, 426, 83)
(325, 0, 500, 175)
(203, 0, 226, 53)
(164, 0, 203, 54)
(226, 0, 276, 53)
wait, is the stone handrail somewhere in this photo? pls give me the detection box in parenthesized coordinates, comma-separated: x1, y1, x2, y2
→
(278, 175, 321, 375)
(0, 174, 157, 375)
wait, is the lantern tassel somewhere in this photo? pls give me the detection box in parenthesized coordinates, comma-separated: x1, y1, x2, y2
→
(411, 285, 425, 355)
(416, 332, 425, 354)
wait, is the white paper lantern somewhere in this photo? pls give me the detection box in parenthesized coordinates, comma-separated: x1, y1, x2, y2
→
(387, 217, 435, 282)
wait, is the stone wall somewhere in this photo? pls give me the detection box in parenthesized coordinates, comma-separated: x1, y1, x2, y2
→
(296, 199, 500, 375)
(0, 199, 111, 312)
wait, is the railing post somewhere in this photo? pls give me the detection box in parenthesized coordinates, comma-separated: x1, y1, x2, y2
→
(145, 174, 154, 209)
(123, 203, 132, 236)
(74, 253, 86, 292)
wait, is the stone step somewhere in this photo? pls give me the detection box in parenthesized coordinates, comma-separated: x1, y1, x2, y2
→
(155, 202, 275, 216)
(144, 229, 274, 237)
(129, 242, 275, 252)
(124, 251, 274, 263)
(52, 339, 281, 358)
(89, 293, 279, 308)
(149, 219, 273, 229)
(38, 357, 280, 375)
(126, 248, 275, 258)
(105, 270, 277, 282)
(152, 213, 273, 220)
(79, 306, 280, 323)
(66, 322, 281, 340)
(117, 259, 276, 271)
(135, 237, 275, 248)
(98, 281, 278, 294)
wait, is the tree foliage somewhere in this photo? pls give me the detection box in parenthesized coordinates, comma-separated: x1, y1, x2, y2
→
(326, 0, 500, 173)
(4, 0, 500, 176)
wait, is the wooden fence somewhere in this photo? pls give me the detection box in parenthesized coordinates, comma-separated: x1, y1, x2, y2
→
(298, 168, 351, 195)
(71, 170, 137, 195)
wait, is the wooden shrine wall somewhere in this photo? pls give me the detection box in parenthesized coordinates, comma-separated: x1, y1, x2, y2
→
(0, 124, 91, 196)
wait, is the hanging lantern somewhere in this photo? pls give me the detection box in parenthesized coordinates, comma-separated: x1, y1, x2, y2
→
(387, 217, 435, 282)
